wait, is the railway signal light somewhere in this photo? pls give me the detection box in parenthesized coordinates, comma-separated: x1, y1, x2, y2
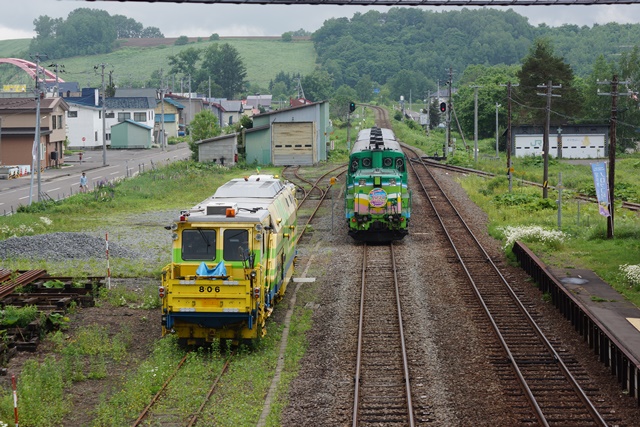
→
(440, 102, 447, 112)
(349, 102, 356, 112)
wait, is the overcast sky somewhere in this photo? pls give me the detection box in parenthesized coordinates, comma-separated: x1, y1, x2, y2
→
(2, 1, 640, 40)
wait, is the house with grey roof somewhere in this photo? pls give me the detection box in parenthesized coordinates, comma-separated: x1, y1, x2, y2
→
(65, 88, 156, 149)
(246, 94, 272, 112)
(208, 100, 244, 128)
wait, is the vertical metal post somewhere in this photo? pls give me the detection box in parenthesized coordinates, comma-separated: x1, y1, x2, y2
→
(557, 172, 563, 229)
(608, 75, 618, 239)
(543, 80, 551, 199)
(473, 87, 478, 162)
(507, 82, 513, 193)
(495, 102, 500, 158)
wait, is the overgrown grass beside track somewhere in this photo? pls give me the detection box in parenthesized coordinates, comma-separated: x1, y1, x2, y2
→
(392, 116, 640, 308)
(0, 159, 314, 426)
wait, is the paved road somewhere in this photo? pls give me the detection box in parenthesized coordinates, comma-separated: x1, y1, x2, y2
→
(0, 143, 191, 216)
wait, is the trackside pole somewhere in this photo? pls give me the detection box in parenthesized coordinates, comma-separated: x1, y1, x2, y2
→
(106, 232, 111, 290)
(12, 374, 18, 427)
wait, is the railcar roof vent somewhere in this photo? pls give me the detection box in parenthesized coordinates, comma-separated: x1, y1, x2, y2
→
(206, 202, 238, 216)
(369, 127, 384, 149)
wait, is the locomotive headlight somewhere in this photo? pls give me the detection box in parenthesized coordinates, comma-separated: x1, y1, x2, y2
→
(171, 233, 178, 241)
(171, 223, 178, 231)
(255, 233, 263, 241)
(255, 224, 263, 232)
(389, 179, 397, 186)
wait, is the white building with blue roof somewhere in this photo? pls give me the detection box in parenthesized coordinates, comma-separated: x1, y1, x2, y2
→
(65, 88, 156, 149)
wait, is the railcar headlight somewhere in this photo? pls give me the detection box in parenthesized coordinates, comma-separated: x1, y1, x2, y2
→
(255, 224, 263, 232)
(255, 233, 263, 241)
(389, 179, 396, 186)
(359, 179, 366, 186)
(171, 233, 178, 241)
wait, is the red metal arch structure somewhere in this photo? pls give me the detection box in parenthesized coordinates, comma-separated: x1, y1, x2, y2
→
(0, 58, 65, 83)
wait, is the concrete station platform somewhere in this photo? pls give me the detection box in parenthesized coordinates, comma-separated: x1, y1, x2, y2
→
(550, 267, 640, 361)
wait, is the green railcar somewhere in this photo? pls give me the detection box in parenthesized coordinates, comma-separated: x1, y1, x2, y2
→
(345, 127, 411, 242)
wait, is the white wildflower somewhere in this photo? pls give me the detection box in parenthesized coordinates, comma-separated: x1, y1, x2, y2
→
(501, 225, 566, 250)
(39, 216, 53, 226)
(620, 264, 640, 287)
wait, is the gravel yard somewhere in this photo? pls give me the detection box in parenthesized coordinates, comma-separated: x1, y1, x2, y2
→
(0, 168, 639, 426)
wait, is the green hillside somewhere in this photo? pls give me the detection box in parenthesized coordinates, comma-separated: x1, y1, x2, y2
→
(0, 37, 317, 93)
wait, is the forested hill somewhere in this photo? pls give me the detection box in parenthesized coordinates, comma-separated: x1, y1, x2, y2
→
(312, 7, 640, 87)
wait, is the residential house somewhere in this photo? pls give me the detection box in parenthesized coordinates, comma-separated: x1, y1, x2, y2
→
(155, 97, 184, 143)
(209, 99, 244, 128)
(0, 96, 69, 169)
(246, 94, 272, 112)
(65, 88, 155, 150)
(166, 93, 203, 128)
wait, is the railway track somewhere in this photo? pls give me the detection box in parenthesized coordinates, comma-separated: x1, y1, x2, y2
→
(405, 145, 619, 426)
(132, 352, 233, 427)
(282, 164, 347, 246)
(352, 243, 414, 426)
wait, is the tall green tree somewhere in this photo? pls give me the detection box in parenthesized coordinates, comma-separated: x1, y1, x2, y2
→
(30, 8, 117, 58)
(453, 64, 520, 139)
(167, 47, 201, 77)
(199, 44, 247, 99)
(302, 70, 334, 102)
(515, 38, 583, 127)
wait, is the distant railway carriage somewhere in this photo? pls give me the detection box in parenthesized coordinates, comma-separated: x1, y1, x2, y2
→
(160, 175, 297, 346)
(345, 127, 411, 242)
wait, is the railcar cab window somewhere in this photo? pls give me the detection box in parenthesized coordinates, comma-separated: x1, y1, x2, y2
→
(224, 229, 249, 261)
(182, 229, 216, 260)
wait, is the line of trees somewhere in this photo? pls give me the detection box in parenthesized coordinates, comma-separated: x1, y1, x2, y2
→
(30, 8, 164, 59)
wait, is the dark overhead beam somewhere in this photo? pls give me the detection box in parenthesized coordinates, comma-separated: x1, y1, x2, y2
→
(85, 0, 640, 5)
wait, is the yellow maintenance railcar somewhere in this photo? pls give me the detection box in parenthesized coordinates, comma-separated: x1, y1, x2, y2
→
(160, 174, 297, 346)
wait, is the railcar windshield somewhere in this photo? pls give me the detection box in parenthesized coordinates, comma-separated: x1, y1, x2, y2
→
(182, 229, 216, 260)
(224, 229, 249, 261)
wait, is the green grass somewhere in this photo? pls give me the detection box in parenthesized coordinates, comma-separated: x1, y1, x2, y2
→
(0, 38, 317, 93)
(0, 161, 282, 277)
(391, 114, 640, 309)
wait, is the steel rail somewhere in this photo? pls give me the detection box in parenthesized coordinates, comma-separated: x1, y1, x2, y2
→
(405, 145, 608, 426)
(352, 243, 415, 426)
(132, 353, 190, 427)
(186, 353, 234, 427)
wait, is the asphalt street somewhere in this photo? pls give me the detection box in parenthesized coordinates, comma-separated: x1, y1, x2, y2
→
(0, 143, 191, 216)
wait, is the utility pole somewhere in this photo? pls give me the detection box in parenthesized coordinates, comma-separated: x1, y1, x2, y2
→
(188, 74, 192, 126)
(500, 82, 519, 193)
(470, 85, 482, 162)
(95, 63, 108, 166)
(506, 82, 514, 193)
(29, 53, 46, 205)
(445, 67, 453, 159)
(48, 63, 65, 97)
(495, 102, 500, 158)
(159, 69, 166, 151)
(537, 81, 562, 199)
(598, 75, 631, 239)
